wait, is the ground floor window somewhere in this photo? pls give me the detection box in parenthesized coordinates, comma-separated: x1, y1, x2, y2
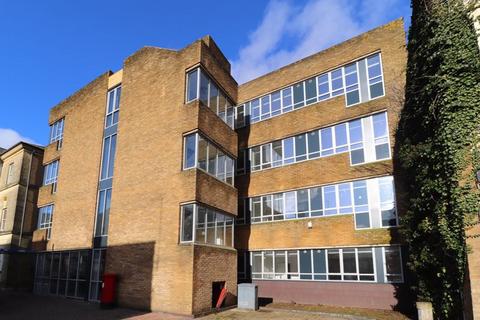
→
(246, 246, 403, 284)
(33, 249, 106, 301)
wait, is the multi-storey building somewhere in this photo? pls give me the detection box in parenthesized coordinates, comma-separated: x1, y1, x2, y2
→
(0, 142, 44, 288)
(32, 18, 409, 316)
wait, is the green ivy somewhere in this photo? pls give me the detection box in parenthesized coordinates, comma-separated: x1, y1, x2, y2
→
(396, 0, 480, 318)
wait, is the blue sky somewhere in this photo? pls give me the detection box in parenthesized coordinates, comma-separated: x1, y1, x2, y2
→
(0, 0, 411, 149)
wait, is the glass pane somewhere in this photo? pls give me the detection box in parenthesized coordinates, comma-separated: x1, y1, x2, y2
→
(308, 131, 320, 158)
(346, 91, 360, 105)
(264, 251, 274, 273)
(261, 96, 270, 117)
(335, 124, 348, 149)
(297, 189, 309, 216)
(313, 249, 326, 273)
(351, 149, 365, 164)
(327, 250, 340, 273)
(300, 250, 312, 273)
(272, 141, 282, 166)
(184, 135, 196, 169)
(310, 187, 323, 215)
(251, 146, 261, 170)
(196, 206, 206, 243)
(182, 205, 194, 242)
(284, 192, 296, 219)
(107, 135, 117, 178)
(373, 113, 387, 138)
(207, 144, 217, 175)
(305, 78, 317, 104)
(262, 144, 272, 168)
(198, 136, 207, 170)
(103, 189, 111, 235)
(215, 214, 225, 246)
(353, 181, 368, 205)
(271, 91, 281, 114)
(376, 144, 390, 160)
(342, 249, 357, 274)
(100, 137, 110, 179)
(283, 138, 294, 162)
(107, 90, 115, 113)
(252, 197, 262, 222)
(287, 251, 298, 273)
(338, 183, 352, 213)
(262, 196, 273, 220)
(348, 119, 362, 144)
(385, 247, 402, 275)
(355, 212, 370, 228)
(370, 82, 384, 98)
(252, 253, 262, 273)
(273, 194, 284, 219)
(199, 71, 209, 104)
(95, 191, 105, 237)
(275, 251, 286, 273)
(323, 186, 337, 215)
(187, 69, 198, 101)
(293, 83, 305, 108)
(209, 84, 219, 112)
(282, 88, 292, 111)
(321, 128, 333, 155)
(295, 134, 307, 161)
(206, 210, 215, 244)
(358, 249, 374, 274)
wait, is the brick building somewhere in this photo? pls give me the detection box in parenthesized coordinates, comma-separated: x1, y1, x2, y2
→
(32, 19, 411, 316)
(0, 142, 44, 288)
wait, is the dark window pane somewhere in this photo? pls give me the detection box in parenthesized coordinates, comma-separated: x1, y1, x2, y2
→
(327, 250, 340, 273)
(199, 71, 209, 104)
(376, 144, 390, 160)
(342, 249, 357, 274)
(293, 83, 305, 109)
(358, 250, 374, 274)
(184, 135, 196, 169)
(297, 189, 309, 217)
(107, 135, 117, 178)
(308, 131, 320, 158)
(182, 205, 194, 242)
(287, 251, 298, 273)
(346, 90, 360, 105)
(355, 212, 370, 228)
(350, 149, 365, 164)
(313, 249, 326, 273)
(305, 78, 317, 104)
(300, 250, 312, 279)
(310, 187, 323, 215)
(187, 69, 198, 101)
(370, 82, 384, 98)
(295, 134, 307, 161)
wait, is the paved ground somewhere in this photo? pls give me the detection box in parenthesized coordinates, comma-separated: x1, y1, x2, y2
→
(0, 291, 365, 320)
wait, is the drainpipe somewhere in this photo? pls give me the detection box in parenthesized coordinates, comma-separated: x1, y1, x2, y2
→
(18, 150, 34, 248)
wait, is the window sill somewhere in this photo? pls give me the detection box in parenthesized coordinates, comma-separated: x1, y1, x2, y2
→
(178, 242, 237, 252)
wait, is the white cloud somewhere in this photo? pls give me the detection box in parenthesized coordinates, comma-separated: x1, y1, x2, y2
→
(232, 0, 407, 83)
(0, 128, 38, 149)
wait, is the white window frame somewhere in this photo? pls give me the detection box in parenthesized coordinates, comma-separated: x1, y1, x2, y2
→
(382, 246, 404, 283)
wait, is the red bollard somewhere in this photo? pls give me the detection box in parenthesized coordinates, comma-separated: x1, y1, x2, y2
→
(100, 273, 117, 308)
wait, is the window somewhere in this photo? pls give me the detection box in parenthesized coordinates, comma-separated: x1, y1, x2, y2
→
(348, 119, 364, 165)
(247, 112, 390, 172)
(6, 163, 14, 185)
(186, 68, 235, 129)
(180, 203, 234, 247)
(183, 133, 235, 186)
(372, 112, 390, 160)
(251, 247, 376, 282)
(384, 247, 403, 283)
(50, 118, 65, 145)
(367, 53, 384, 99)
(38, 205, 54, 240)
(246, 176, 397, 228)
(378, 176, 397, 227)
(94, 189, 112, 237)
(183, 134, 197, 169)
(234, 53, 385, 128)
(0, 208, 7, 231)
(345, 63, 360, 106)
(353, 181, 370, 229)
(105, 86, 121, 128)
(100, 134, 117, 180)
(43, 160, 59, 186)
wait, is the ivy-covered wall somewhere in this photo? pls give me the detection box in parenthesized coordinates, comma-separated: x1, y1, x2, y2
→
(395, 0, 480, 319)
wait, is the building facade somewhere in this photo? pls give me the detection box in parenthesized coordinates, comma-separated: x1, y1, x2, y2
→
(0, 142, 44, 288)
(32, 18, 409, 315)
